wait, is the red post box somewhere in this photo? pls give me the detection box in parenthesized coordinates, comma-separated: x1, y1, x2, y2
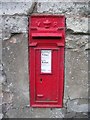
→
(29, 15, 65, 107)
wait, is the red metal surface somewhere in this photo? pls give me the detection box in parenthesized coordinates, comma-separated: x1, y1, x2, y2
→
(29, 15, 65, 107)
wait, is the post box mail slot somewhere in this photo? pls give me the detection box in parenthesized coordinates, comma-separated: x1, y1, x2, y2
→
(32, 33, 62, 38)
(29, 15, 65, 108)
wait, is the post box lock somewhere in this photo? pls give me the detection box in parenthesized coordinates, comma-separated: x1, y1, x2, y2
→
(29, 15, 65, 108)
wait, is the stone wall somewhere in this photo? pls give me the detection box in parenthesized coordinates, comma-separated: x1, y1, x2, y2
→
(0, 0, 90, 118)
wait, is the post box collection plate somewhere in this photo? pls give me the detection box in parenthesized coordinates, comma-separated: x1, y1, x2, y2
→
(29, 15, 65, 107)
(41, 50, 51, 73)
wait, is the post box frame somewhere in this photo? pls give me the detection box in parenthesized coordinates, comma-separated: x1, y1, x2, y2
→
(29, 15, 65, 108)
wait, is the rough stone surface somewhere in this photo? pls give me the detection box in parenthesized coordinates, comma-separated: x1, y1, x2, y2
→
(0, 113, 3, 119)
(0, 75, 6, 84)
(66, 17, 88, 33)
(0, 64, 7, 119)
(37, 2, 89, 17)
(67, 99, 89, 112)
(1, 1, 89, 118)
(0, 16, 2, 62)
(6, 107, 66, 118)
(75, 112, 88, 118)
(64, 35, 88, 100)
(37, 0, 89, 2)
(66, 35, 88, 49)
(85, 43, 90, 50)
(0, 1, 35, 15)
(0, 87, 3, 119)
(65, 50, 88, 99)
(2, 16, 28, 40)
(2, 33, 29, 109)
(0, 16, 2, 32)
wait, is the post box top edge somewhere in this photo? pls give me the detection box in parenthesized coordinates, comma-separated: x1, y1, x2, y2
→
(30, 14, 65, 18)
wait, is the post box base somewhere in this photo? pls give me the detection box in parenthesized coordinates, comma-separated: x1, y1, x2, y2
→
(30, 104, 63, 108)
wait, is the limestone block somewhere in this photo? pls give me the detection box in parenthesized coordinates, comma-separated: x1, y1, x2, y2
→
(65, 41, 88, 99)
(6, 107, 65, 118)
(0, 16, 2, 32)
(0, 113, 3, 119)
(2, 33, 29, 108)
(85, 43, 90, 50)
(0, 64, 3, 71)
(3, 92, 13, 104)
(2, 16, 28, 40)
(66, 35, 88, 49)
(67, 99, 89, 112)
(0, 38, 2, 61)
(0, 1, 35, 15)
(2, 15, 28, 33)
(37, 2, 89, 17)
(0, 75, 6, 84)
(37, 0, 89, 2)
(66, 17, 88, 33)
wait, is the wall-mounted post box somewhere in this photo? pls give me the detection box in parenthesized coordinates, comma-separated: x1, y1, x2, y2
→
(29, 15, 65, 107)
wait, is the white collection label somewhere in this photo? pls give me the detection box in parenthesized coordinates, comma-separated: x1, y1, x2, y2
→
(41, 50, 51, 73)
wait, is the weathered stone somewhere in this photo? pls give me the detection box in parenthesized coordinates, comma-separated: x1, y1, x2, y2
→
(0, 75, 6, 84)
(2, 33, 29, 108)
(68, 85, 88, 100)
(0, 113, 3, 119)
(0, 16, 2, 32)
(67, 99, 89, 112)
(85, 43, 90, 50)
(6, 107, 66, 118)
(1, 1, 89, 118)
(6, 108, 50, 118)
(2, 83, 13, 93)
(5, 108, 32, 118)
(37, 0, 89, 2)
(2, 16, 28, 40)
(0, 84, 3, 103)
(65, 112, 88, 118)
(0, 93, 3, 119)
(2, 32, 11, 41)
(0, 38, 2, 62)
(66, 36, 77, 49)
(65, 48, 88, 99)
(65, 112, 76, 118)
(50, 108, 65, 118)
(76, 36, 88, 47)
(1, 0, 34, 2)
(66, 34, 88, 49)
(30, 108, 53, 118)
(1, 1, 35, 15)
(37, 2, 89, 17)
(2, 102, 12, 115)
(0, 14, 2, 61)
(75, 112, 88, 118)
(2, 15, 28, 32)
(0, 64, 3, 71)
(3, 92, 13, 104)
(66, 17, 88, 33)
(0, 64, 7, 85)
